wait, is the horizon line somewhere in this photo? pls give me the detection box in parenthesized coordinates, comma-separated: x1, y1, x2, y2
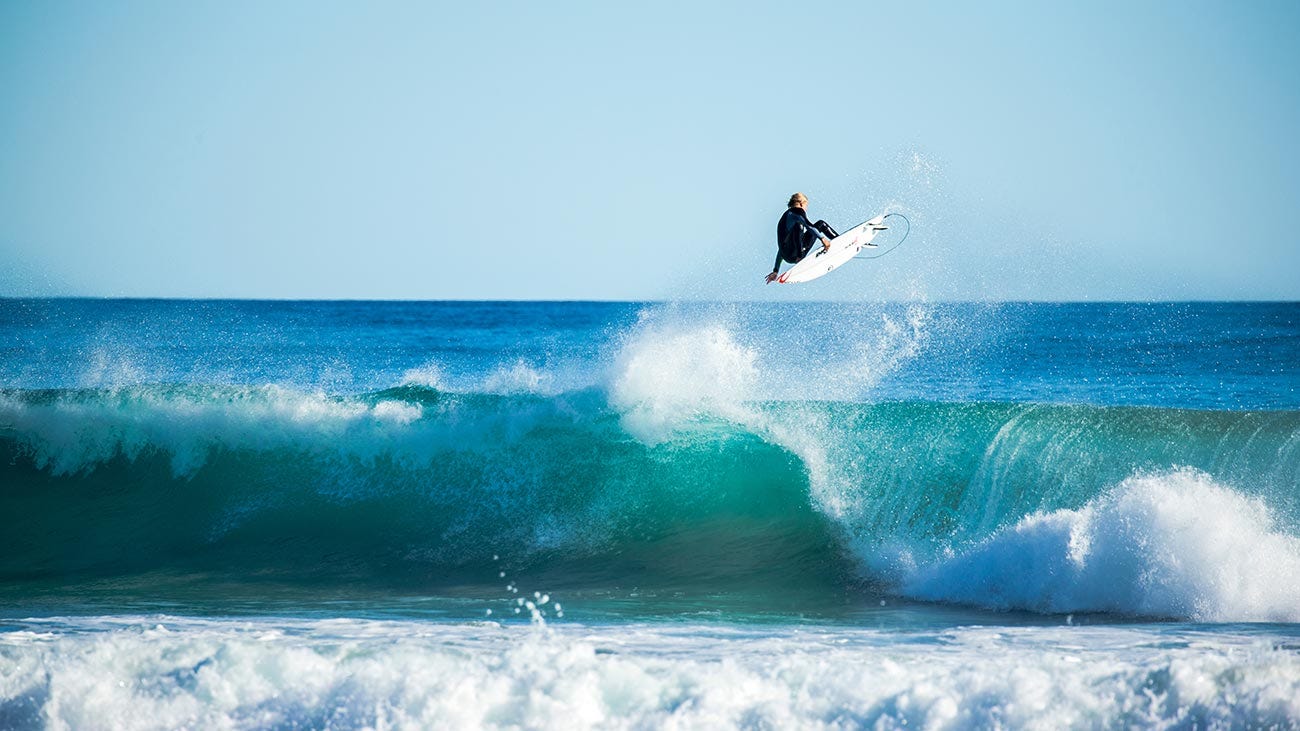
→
(3, 296, 1298, 305)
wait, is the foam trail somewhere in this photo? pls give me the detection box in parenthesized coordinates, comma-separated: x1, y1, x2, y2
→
(902, 469, 1300, 622)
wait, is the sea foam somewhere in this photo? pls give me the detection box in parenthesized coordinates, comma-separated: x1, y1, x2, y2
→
(902, 469, 1300, 622)
(608, 321, 760, 444)
(3, 617, 1298, 730)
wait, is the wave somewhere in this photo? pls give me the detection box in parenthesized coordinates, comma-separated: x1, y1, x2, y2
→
(903, 469, 1300, 622)
(0, 384, 840, 590)
(3, 377, 1299, 621)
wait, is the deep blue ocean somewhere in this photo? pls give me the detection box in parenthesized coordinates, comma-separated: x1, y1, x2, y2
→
(2, 298, 1299, 729)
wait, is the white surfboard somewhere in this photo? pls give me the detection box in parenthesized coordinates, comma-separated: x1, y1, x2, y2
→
(777, 214, 888, 284)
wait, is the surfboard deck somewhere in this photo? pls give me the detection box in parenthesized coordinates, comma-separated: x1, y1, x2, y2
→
(776, 214, 887, 284)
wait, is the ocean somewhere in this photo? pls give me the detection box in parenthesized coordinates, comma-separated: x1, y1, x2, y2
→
(1, 298, 1298, 729)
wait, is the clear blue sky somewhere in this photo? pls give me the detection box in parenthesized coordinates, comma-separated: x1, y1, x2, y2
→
(2, 1, 1297, 300)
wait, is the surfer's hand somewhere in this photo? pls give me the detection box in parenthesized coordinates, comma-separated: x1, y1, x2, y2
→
(765, 271, 779, 284)
(821, 238, 831, 252)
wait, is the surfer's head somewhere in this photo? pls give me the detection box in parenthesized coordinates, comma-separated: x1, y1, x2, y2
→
(788, 193, 807, 209)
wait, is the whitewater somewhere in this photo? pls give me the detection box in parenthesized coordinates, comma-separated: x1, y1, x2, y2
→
(2, 298, 1298, 729)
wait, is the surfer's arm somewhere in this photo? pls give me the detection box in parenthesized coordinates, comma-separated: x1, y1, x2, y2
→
(766, 252, 782, 283)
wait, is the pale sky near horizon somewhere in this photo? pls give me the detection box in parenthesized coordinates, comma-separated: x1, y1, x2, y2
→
(2, 1, 1298, 301)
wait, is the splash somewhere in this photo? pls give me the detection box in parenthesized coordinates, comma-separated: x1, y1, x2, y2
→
(399, 361, 448, 389)
(608, 321, 760, 444)
(483, 361, 552, 396)
(902, 469, 1300, 622)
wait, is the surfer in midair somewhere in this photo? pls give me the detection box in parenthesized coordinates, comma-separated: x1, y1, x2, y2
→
(766, 193, 839, 283)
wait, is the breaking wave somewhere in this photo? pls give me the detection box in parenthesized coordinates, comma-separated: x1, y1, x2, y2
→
(2, 315, 1298, 621)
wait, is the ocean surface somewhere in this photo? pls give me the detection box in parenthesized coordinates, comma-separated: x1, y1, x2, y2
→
(1, 298, 1298, 729)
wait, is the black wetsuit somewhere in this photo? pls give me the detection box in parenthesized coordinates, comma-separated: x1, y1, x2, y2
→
(773, 208, 838, 274)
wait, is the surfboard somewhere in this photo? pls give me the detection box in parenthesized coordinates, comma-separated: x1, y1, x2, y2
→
(776, 214, 888, 284)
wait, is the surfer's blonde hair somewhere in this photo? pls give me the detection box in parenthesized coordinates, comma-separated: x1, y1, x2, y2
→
(788, 193, 807, 208)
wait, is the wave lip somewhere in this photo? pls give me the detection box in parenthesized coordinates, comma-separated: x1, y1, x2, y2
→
(902, 469, 1300, 622)
(0, 384, 432, 477)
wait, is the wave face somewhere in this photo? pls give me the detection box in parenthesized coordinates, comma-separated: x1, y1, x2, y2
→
(0, 384, 837, 591)
(3, 378, 1299, 621)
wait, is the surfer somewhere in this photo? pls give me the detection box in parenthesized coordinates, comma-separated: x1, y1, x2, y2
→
(766, 193, 839, 284)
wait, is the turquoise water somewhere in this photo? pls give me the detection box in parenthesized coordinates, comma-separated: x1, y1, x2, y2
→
(1, 299, 1298, 728)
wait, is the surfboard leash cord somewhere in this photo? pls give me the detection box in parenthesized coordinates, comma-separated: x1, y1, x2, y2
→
(853, 212, 910, 260)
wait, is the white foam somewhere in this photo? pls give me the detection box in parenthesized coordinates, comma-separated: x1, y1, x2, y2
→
(399, 361, 448, 389)
(609, 321, 760, 444)
(3, 617, 1298, 730)
(371, 400, 424, 425)
(601, 306, 936, 534)
(0, 386, 431, 477)
(902, 469, 1300, 622)
(604, 304, 931, 445)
